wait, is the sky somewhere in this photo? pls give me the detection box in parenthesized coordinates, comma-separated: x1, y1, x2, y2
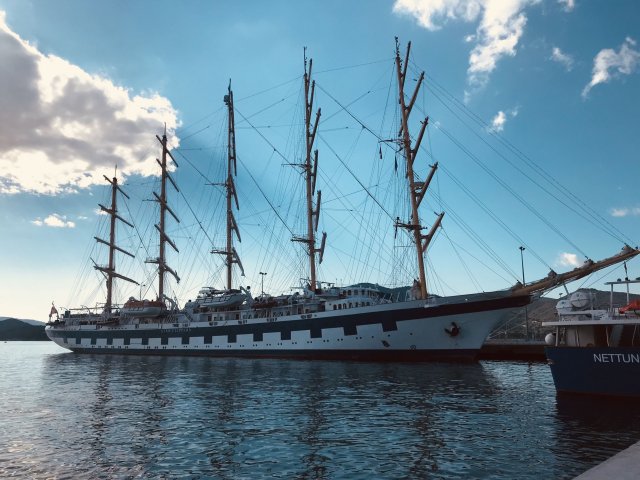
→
(0, 0, 639, 321)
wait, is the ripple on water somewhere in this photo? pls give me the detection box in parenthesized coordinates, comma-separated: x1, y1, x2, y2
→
(2, 342, 640, 479)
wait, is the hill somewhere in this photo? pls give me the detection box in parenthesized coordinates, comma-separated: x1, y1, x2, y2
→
(0, 318, 49, 341)
(0, 317, 46, 327)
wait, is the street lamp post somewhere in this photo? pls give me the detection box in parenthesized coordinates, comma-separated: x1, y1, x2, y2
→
(519, 246, 529, 340)
(259, 272, 267, 296)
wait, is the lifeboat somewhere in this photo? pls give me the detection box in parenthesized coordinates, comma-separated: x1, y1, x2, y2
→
(121, 297, 165, 317)
(195, 289, 246, 308)
(619, 300, 640, 314)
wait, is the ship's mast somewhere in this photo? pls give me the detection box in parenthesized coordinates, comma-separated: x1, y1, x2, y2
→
(94, 175, 137, 313)
(395, 39, 445, 299)
(212, 82, 244, 289)
(292, 51, 326, 291)
(146, 132, 180, 300)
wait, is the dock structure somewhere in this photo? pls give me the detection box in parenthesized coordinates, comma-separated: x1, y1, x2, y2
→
(575, 440, 640, 479)
(478, 339, 546, 361)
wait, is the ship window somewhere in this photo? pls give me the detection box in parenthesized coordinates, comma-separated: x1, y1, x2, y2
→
(333, 305, 337, 310)
(348, 290, 352, 295)
(338, 304, 342, 310)
(349, 303, 352, 308)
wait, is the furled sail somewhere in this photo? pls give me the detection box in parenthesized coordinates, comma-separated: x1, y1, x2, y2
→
(511, 245, 639, 296)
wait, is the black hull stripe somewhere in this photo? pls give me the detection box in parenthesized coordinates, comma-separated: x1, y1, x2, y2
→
(49, 294, 529, 342)
(67, 347, 479, 362)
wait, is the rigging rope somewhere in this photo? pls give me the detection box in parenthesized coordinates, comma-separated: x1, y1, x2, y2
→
(442, 227, 516, 285)
(430, 184, 524, 278)
(234, 107, 291, 164)
(172, 150, 217, 247)
(314, 57, 392, 75)
(420, 68, 634, 246)
(236, 76, 301, 103)
(422, 79, 629, 246)
(234, 97, 288, 126)
(429, 120, 590, 260)
(316, 70, 551, 273)
(315, 83, 382, 141)
(236, 154, 296, 238)
(317, 133, 394, 222)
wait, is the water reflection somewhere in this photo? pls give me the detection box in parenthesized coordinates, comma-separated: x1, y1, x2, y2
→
(88, 362, 109, 468)
(202, 359, 242, 480)
(1, 344, 636, 479)
(295, 364, 329, 479)
(38, 356, 534, 479)
(551, 394, 640, 478)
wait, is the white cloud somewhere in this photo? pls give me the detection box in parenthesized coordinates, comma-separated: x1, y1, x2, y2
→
(393, 0, 537, 93)
(467, 0, 535, 89)
(558, 0, 575, 12)
(582, 37, 640, 98)
(610, 207, 640, 218)
(392, 0, 483, 31)
(557, 252, 580, 267)
(491, 110, 506, 131)
(0, 11, 180, 195)
(489, 107, 518, 132)
(550, 46, 574, 71)
(31, 213, 76, 228)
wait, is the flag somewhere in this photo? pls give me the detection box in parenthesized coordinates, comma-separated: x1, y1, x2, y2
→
(49, 304, 58, 320)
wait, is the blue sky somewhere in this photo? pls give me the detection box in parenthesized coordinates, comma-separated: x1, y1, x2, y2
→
(0, 0, 639, 320)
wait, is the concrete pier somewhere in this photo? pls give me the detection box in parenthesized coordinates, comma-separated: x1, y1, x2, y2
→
(575, 440, 640, 479)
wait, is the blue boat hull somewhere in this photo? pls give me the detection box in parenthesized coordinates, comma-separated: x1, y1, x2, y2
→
(546, 346, 640, 397)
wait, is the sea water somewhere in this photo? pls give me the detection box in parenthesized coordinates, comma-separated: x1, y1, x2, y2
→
(2, 341, 640, 479)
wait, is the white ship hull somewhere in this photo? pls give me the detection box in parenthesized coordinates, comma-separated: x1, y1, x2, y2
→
(46, 292, 529, 361)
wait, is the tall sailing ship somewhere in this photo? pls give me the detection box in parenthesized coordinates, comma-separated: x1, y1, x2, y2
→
(45, 41, 639, 360)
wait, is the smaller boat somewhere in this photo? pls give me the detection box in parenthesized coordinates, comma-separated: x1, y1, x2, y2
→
(192, 288, 248, 309)
(543, 278, 640, 397)
(121, 297, 165, 318)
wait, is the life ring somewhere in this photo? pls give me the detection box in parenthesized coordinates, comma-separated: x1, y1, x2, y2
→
(444, 322, 460, 337)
